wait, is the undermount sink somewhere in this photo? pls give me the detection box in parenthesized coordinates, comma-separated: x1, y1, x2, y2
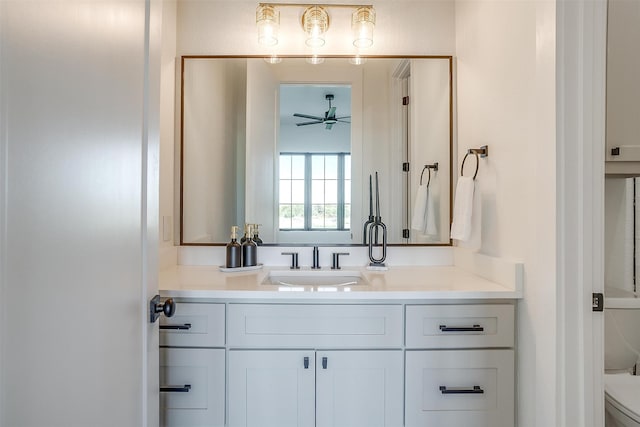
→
(263, 269, 368, 287)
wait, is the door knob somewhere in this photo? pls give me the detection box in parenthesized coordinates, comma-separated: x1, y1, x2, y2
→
(149, 295, 176, 323)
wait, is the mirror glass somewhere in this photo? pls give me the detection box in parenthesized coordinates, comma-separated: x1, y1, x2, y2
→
(180, 56, 452, 245)
(605, 177, 639, 294)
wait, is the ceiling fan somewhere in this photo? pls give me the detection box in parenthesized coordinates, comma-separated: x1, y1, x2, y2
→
(293, 94, 351, 130)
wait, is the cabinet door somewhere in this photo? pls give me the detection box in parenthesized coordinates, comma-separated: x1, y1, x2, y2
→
(316, 350, 404, 427)
(228, 350, 315, 427)
(160, 348, 225, 427)
(405, 349, 514, 427)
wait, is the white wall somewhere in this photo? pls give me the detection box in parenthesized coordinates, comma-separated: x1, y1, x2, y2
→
(160, 0, 178, 267)
(454, 1, 556, 426)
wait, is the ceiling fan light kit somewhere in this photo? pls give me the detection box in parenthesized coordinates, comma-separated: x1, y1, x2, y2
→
(256, 2, 375, 62)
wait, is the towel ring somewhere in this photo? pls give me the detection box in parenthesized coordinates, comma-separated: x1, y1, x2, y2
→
(419, 163, 439, 187)
(460, 151, 479, 180)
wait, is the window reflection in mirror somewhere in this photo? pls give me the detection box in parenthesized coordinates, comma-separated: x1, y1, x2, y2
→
(278, 84, 352, 243)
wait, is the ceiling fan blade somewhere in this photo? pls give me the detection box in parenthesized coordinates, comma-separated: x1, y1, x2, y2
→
(335, 116, 351, 120)
(325, 122, 334, 130)
(294, 113, 324, 120)
(336, 119, 351, 123)
(296, 121, 323, 126)
(326, 106, 337, 119)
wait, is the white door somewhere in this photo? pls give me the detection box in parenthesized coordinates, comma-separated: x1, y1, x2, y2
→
(228, 350, 315, 427)
(315, 350, 404, 427)
(0, 1, 161, 426)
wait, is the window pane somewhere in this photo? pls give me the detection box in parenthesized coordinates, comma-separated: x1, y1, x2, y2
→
(279, 180, 292, 204)
(325, 155, 338, 179)
(291, 180, 305, 203)
(311, 155, 324, 179)
(344, 204, 351, 229)
(344, 155, 351, 179)
(311, 180, 325, 204)
(279, 205, 292, 229)
(324, 204, 338, 229)
(312, 205, 325, 228)
(325, 179, 338, 203)
(291, 155, 305, 179)
(280, 155, 291, 179)
(291, 204, 305, 229)
(344, 179, 351, 203)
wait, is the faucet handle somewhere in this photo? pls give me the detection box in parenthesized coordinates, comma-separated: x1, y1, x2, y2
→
(281, 252, 300, 269)
(331, 252, 349, 270)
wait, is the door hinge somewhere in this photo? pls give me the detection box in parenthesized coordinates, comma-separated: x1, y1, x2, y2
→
(592, 293, 604, 312)
(611, 147, 620, 156)
(402, 229, 410, 239)
(402, 96, 410, 105)
(402, 162, 410, 172)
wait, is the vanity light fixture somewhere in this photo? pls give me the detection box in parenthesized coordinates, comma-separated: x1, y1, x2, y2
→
(302, 5, 329, 47)
(256, 4, 280, 46)
(351, 6, 375, 48)
(256, 3, 375, 49)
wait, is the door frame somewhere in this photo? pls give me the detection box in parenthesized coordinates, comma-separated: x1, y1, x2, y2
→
(556, 0, 607, 425)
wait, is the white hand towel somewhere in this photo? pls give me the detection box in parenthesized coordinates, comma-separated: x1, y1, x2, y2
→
(411, 184, 428, 231)
(425, 186, 438, 237)
(450, 176, 475, 241)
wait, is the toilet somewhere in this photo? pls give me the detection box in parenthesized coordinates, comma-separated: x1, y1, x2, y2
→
(604, 291, 640, 426)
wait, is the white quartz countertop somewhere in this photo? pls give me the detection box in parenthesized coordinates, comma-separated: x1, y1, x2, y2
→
(159, 265, 521, 300)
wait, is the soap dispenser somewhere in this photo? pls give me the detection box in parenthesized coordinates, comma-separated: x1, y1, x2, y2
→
(225, 225, 242, 268)
(242, 224, 257, 267)
(240, 223, 250, 244)
(252, 224, 263, 246)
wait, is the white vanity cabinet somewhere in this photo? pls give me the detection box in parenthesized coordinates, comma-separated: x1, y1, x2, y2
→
(404, 304, 515, 427)
(227, 304, 405, 427)
(158, 298, 516, 427)
(159, 303, 226, 427)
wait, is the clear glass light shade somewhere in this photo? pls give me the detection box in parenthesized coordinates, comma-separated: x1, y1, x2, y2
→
(352, 7, 375, 48)
(302, 6, 329, 47)
(306, 55, 325, 65)
(264, 55, 282, 64)
(256, 5, 280, 46)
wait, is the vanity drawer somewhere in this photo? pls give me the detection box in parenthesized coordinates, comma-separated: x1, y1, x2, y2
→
(227, 304, 403, 348)
(405, 349, 514, 427)
(160, 302, 225, 347)
(405, 304, 514, 348)
(160, 348, 225, 427)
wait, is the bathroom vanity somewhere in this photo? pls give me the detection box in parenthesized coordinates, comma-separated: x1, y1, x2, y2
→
(158, 264, 520, 427)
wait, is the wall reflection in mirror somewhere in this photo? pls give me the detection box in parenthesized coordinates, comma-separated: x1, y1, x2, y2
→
(180, 56, 452, 246)
(605, 177, 640, 295)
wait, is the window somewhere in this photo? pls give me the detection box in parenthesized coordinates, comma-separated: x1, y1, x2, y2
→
(279, 153, 351, 231)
